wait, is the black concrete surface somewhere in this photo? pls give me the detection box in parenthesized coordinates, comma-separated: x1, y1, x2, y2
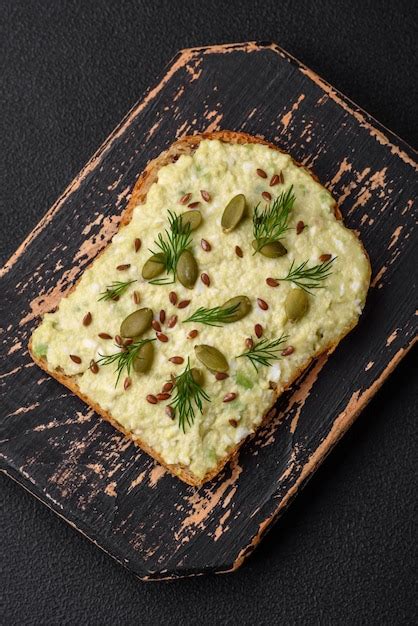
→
(1, 1, 417, 624)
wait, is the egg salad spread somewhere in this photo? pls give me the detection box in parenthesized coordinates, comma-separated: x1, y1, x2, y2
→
(32, 139, 370, 479)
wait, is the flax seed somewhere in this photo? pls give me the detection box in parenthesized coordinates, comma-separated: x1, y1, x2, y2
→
(157, 392, 171, 401)
(281, 346, 295, 356)
(167, 315, 178, 328)
(179, 193, 191, 205)
(201, 239, 211, 252)
(201, 273, 210, 286)
(266, 277, 279, 287)
(89, 360, 99, 374)
(245, 337, 254, 349)
(165, 406, 175, 419)
(152, 320, 161, 332)
(169, 356, 184, 365)
(296, 220, 305, 235)
(82, 312, 92, 326)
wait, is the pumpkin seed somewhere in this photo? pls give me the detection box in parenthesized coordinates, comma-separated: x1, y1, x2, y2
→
(133, 340, 154, 373)
(221, 295, 251, 322)
(194, 344, 229, 373)
(120, 307, 153, 337)
(177, 249, 198, 289)
(221, 194, 246, 232)
(141, 253, 166, 280)
(190, 367, 204, 386)
(252, 239, 287, 257)
(180, 210, 202, 232)
(285, 288, 309, 321)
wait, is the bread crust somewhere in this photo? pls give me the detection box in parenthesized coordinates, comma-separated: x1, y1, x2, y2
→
(28, 131, 371, 486)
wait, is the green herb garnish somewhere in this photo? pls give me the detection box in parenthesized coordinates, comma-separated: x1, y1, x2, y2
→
(98, 280, 136, 302)
(149, 210, 192, 285)
(97, 338, 155, 386)
(237, 335, 288, 372)
(277, 257, 335, 293)
(169, 359, 211, 432)
(183, 302, 240, 327)
(252, 185, 295, 253)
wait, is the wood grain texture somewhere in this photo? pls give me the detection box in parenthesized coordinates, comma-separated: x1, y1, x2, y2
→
(1, 42, 417, 580)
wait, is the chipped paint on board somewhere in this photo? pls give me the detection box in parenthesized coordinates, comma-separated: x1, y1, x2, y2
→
(388, 226, 403, 250)
(175, 459, 242, 542)
(328, 157, 352, 189)
(205, 113, 223, 133)
(281, 94, 305, 130)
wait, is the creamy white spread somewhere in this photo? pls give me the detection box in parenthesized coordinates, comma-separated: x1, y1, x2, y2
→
(32, 139, 370, 478)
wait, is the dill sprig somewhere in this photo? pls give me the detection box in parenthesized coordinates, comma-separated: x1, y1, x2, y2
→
(277, 257, 336, 293)
(183, 302, 240, 327)
(98, 280, 136, 302)
(97, 338, 155, 386)
(252, 185, 295, 253)
(148, 210, 192, 285)
(169, 358, 211, 432)
(237, 335, 288, 372)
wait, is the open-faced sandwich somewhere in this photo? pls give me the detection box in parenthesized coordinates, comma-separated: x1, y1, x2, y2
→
(29, 131, 371, 485)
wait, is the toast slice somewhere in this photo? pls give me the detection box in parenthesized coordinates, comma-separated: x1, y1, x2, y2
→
(29, 131, 371, 485)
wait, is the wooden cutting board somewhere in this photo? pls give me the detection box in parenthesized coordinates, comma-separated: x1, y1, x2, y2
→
(1, 42, 417, 580)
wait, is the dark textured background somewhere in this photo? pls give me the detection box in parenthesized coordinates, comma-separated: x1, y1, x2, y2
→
(1, 1, 417, 624)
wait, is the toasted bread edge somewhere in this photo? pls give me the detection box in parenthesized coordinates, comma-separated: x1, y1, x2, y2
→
(28, 130, 371, 486)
